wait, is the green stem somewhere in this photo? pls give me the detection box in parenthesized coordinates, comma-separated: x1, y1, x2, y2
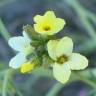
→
(0, 0, 16, 7)
(46, 82, 64, 96)
(46, 71, 96, 96)
(0, 18, 11, 41)
(65, 0, 96, 54)
(32, 67, 53, 78)
(86, 10, 96, 23)
(87, 89, 96, 96)
(76, 39, 96, 54)
(73, 72, 96, 88)
(65, 0, 96, 40)
(80, 16, 96, 40)
(2, 70, 10, 96)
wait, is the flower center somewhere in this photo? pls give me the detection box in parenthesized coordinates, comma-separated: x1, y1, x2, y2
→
(57, 55, 68, 64)
(43, 26, 51, 31)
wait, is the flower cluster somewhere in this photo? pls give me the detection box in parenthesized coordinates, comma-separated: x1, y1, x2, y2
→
(8, 11, 88, 84)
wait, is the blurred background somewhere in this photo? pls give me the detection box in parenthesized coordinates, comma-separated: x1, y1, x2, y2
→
(0, 0, 96, 96)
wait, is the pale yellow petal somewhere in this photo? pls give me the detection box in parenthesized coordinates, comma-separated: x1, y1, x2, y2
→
(34, 24, 59, 35)
(47, 40, 58, 60)
(44, 11, 56, 20)
(34, 24, 53, 35)
(34, 15, 43, 23)
(53, 18, 66, 33)
(56, 37, 73, 57)
(53, 63, 71, 84)
(34, 24, 43, 34)
(68, 53, 88, 70)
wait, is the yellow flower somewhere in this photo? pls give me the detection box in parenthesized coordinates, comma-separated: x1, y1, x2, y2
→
(34, 11, 66, 35)
(21, 61, 35, 73)
(47, 37, 88, 84)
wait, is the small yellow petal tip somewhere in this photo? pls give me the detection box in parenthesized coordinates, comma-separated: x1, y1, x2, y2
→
(21, 61, 35, 73)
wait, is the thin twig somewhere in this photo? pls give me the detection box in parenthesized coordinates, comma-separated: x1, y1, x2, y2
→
(73, 72, 96, 89)
(2, 70, 10, 96)
(0, 18, 11, 41)
(46, 82, 64, 96)
(65, 0, 96, 40)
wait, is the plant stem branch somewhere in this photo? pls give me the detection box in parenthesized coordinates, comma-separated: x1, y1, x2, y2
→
(73, 72, 96, 88)
(2, 70, 10, 96)
(46, 82, 64, 96)
(65, 0, 96, 40)
(76, 39, 96, 54)
(0, 18, 11, 41)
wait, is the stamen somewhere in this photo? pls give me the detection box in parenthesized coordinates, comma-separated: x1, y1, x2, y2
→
(57, 55, 68, 64)
(43, 26, 51, 31)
